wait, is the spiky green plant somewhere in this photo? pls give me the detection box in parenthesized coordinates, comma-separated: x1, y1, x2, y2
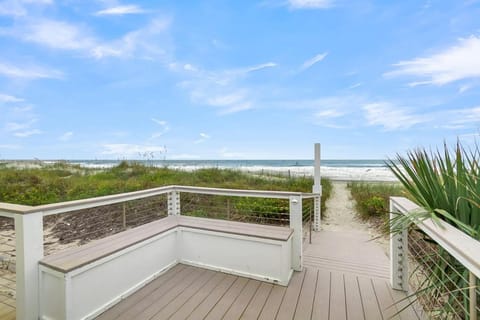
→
(387, 141, 479, 319)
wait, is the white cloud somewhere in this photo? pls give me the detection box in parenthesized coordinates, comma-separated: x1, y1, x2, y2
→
(150, 118, 169, 138)
(0, 0, 52, 17)
(301, 52, 328, 70)
(22, 19, 95, 50)
(59, 131, 73, 141)
(95, 5, 146, 16)
(385, 35, 480, 85)
(0, 61, 63, 79)
(101, 144, 166, 156)
(288, 0, 335, 9)
(363, 102, 425, 130)
(0, 93, 23, 103)
(3, 17, 171, 60)
(0, 144, 20, 149)
(91, 18, 171, 59)
(194, 132, 211, 144)
(315, 109, 344, 119)
(348, 82, 363, 89)
(177, 61, 276, 114)
(14, 129, 42, 137)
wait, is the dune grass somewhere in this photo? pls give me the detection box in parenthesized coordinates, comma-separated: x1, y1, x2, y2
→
(0, 161, 331, 212)
(348, 181, 405, 222)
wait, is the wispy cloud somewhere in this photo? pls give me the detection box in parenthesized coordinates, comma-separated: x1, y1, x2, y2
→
(0, 0, 52, 17)
(385, 35, 480, 85)
(176, 61, 276, 114)
(14, 129, 42, 137)
(362, 102, 426, 130)
(301, 52, 328, 70)
(288, 0, 335, 9)
(3, 17, 171, 60)
(59, 131, 73, 141)
(0, 61, 63, 79)
(150, 118, 170, 138)
(194, 132, 210, 144)
(95, 5, 146, 16)
(348, 82, 363, 89)
(101, 144, 166, 156)
(0, 144, 20, 149)
(21, 19, 96, 50)
(0, 93, 23, 103)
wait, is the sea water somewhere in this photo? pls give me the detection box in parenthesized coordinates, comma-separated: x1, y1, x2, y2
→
(69, 159, 398, 182)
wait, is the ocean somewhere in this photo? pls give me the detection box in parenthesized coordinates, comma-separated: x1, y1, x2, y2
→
(66, 159, 398, 182)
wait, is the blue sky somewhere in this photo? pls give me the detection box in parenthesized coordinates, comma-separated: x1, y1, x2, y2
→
(0, 0, 479, 160)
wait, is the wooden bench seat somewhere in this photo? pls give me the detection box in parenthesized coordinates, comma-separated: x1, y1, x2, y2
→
(39, 215, 294, 320)
(40, 216, 293, 273)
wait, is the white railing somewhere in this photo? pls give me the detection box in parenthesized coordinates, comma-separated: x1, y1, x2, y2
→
(0, 185, 319, 320)
(390, 196, 480, 320)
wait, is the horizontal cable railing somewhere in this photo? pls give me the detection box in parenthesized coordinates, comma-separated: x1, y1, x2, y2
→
(0, 217, 15, 312)
(0, 185, 312, 318)
(390, 197, 480, 320)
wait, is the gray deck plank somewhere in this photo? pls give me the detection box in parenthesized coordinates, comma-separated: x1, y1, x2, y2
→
(183, 275, 237, 320)
(204, 277, 249, 320)
(222, 279, 261, 320)
(372, 278, 401, 320)
(293, 267, 317, 320)
(275, 269, 305, 320)
(240, 282, 273, 319)
(257, 284, 287, 320)
(149, 270, 219, 320)
(311, 269, 330, 320)
(388, 285, 422, 320)
(357, 276, 382, 320)
(344, 273, 365, 320)
(329, 271, 347, 320)
(96, 264, 186, 320)
(116, 266, 204, 320)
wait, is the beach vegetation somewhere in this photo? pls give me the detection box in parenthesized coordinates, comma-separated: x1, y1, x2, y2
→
(0, 161, 332, 215)
(387, 141, 479, 319)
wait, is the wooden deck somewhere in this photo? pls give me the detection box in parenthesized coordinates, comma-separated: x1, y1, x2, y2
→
(97, 229, 422, 320)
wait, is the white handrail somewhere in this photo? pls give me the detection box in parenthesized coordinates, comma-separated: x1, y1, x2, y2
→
(390, 196, 480, 279)
(0, 185, 305, 217)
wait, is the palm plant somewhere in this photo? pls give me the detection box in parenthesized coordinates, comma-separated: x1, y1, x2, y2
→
(386, 141, 479, 319)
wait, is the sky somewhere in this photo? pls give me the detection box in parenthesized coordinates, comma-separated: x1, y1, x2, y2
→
(0, 0, 479, 160)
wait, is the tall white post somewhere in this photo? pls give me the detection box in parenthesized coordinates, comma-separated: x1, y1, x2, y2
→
(389, 199, 409, 291)
(289, 195, 303, 271)
(15, 212, 44, 320)
(168, 191, 181, 215)
(312, 143, 322, 231)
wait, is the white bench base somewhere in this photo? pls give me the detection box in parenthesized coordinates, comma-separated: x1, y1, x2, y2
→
(39, 216, 293, 320)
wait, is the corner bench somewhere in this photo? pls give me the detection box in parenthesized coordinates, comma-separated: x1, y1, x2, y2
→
(39, 216, 293, 320)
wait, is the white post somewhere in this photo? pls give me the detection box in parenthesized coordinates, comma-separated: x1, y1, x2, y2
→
(168, 191, 181, 215)
(15, 212, 44, 320)
(312, 143, 322, 231)
(289, 195, 303, 271)
(390, 199, 409, 291)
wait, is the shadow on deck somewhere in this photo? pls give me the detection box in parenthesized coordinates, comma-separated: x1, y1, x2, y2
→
(97, 230, 422, 320)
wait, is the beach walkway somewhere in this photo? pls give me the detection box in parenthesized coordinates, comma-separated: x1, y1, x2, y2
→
(97, 182, 421, 320)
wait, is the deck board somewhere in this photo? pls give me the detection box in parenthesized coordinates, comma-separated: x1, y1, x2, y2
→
(344, 273, 364, 320)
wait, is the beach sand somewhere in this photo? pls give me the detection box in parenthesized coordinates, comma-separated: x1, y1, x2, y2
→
(321, 181, 390, 256)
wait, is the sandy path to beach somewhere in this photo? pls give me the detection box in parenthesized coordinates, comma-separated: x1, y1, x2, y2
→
(321, 181, 389, 254)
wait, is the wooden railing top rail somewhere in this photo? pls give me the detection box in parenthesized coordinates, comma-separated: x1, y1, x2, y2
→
(391, 196, 480, 279)
(0, 185, 305, 217)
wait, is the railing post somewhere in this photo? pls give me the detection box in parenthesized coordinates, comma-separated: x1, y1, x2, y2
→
(15, 211, 44, 320)
(168, 191, 180, 215)
(312, 143, 321, 231)
(470, 271, 477, 320)
(290, 195, 303, 271)
(390, 199, 409, 291)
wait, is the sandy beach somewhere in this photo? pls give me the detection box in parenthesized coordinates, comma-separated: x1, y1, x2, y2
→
(321, 181, 390, 257)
